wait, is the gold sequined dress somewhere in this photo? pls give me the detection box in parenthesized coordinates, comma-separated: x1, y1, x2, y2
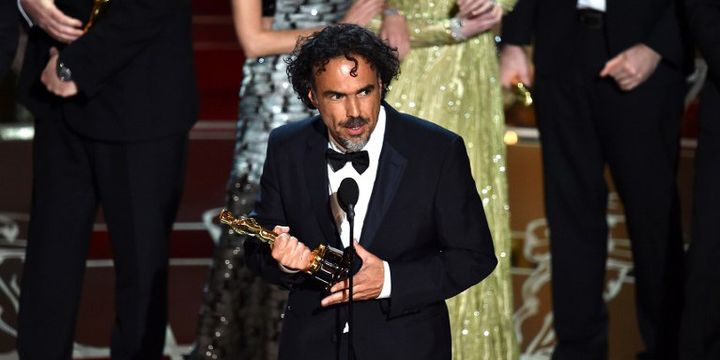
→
(381, 1, 518, 359)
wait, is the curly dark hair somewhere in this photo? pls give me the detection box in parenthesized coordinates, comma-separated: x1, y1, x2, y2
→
(285, 23, 401, 109)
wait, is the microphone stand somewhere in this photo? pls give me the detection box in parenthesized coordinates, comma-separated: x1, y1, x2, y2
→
(346, 204, 355, 360)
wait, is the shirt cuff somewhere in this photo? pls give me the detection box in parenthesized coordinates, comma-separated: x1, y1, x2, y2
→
(377, 261, 391, 299)
(278, 263, 301, 274)
(17, 0, 34, 27)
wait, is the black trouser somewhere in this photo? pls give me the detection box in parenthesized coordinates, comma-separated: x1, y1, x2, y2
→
(16, 111, 188, 360)
(534, 10, 686, 360)
(680, 78, 720, 360)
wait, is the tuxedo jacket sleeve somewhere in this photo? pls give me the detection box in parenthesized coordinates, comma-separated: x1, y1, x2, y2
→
(501, 0, 537, 46)
(243, 126, 307, 290)
(386, 135, 497, 318)
(58, 0, 188, 97)
(686, 0, 720, 83)
(0, 0, 19, 77)
(613, 0, 687, 69)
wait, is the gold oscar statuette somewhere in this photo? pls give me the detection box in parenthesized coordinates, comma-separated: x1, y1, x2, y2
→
(513, 82, 533, 107)
(83, 0, 110, 32)
(219, 209, 352, 290)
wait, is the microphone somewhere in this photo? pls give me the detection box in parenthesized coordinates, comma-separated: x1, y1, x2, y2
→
(337, 177, 359, 221)
(337, 177, 359, 360)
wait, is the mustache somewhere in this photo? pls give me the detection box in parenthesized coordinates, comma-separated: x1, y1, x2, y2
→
(340, 117, 369, 129)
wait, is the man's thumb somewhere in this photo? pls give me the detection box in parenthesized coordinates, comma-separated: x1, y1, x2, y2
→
(352, 241, 369, 258)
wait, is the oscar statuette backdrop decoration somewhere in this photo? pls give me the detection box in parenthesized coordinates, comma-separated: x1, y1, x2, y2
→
(83, 0, 110, 32)
(219, 209, 354, 290)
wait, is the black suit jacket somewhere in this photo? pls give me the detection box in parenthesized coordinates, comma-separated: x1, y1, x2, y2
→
(502, 0, 690, 75)
(18, 0, 197, 142)
(1, 0, 19, 78)
(686, 0, 720, 84)
(244, 104, 498, 359)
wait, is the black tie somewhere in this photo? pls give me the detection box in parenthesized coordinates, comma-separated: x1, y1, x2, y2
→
(325, 148, 370, 174)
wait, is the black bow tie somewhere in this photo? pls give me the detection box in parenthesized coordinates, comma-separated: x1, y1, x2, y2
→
(325, 148, 370, 174)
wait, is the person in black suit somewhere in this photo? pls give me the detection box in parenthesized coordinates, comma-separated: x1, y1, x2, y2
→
(14, 0, 197, 358)
(242, 23, 497, 359)
(0, 0, 19, 78)
(680, 0, 720, 358)
(499, 0, 689, 359)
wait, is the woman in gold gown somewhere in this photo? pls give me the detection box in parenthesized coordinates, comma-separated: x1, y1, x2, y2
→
(377, 1, 519, 358)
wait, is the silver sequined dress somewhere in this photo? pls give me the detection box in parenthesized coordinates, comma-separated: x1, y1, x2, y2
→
(232, 0, 351, 190)
(189, 1, 350, 359)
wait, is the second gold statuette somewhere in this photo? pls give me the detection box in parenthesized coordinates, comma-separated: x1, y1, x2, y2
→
(83, 0, 110, 32)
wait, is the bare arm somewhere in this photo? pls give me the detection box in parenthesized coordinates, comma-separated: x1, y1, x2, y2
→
(232, 0, 317, 58)
(233, 0, 383, 58)
(380, 0, 502, 49)
(460, 0, 517, 14)
(379, 12, 410, 60)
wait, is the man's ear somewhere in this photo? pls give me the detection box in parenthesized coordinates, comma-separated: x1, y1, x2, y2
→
(307, 87, 318, 107)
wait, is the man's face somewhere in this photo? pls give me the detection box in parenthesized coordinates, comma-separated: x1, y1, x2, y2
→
(308, 55, 382, 152)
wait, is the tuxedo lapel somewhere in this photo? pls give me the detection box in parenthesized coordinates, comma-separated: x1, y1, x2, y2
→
(304, 119, 343, 249)
(360, 108, 407, 249)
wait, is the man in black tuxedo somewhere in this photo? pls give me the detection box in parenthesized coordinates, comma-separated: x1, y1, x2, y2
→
(242, 23, 497, 359)
(14, 0, 197, 358)
(0, 0, 18, 78)
(500, 0, 689, 359)
(680, 0, 720, 358)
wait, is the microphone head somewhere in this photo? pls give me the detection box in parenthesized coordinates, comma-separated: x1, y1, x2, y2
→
(337, 177, 359, 213)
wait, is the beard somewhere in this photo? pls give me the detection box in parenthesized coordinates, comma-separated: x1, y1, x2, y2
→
(338, 117, 370, 152)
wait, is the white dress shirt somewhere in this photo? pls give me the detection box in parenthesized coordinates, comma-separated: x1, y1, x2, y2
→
(327, 106, 392, 299)
(577, 0, 606, 12)
(17, 0, 34, 27)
